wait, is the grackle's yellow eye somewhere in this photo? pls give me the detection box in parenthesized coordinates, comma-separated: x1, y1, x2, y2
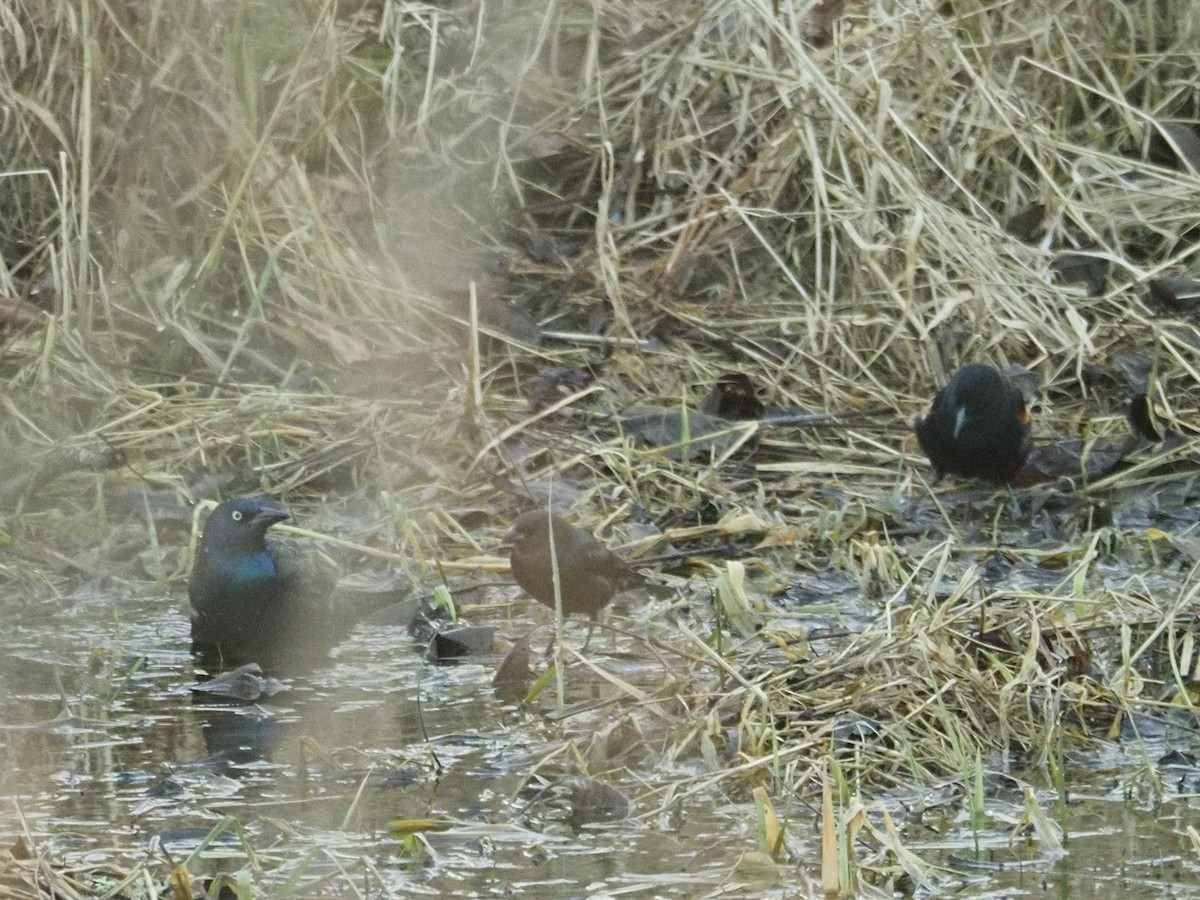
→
(231, 510, 243, 522)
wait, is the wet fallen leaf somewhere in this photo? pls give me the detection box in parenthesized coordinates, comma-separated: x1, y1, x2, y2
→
(1146, 527, 1200, 565)
(1013, 438, 1130, 486)
(8, 836, 30, 860)
(713, 560, 762, 638)
(1112, 353, 1153, 390)
(1006, 203, 1046, 242)
(752, 785, 784, 860)
(1145, 120, 1200, 173)
(1145, 275, 1200, 313)
(1036, 550, 1076, 571)
(171, 864, 194, 900)
(525, 366, 596, 412)
(428, 625, 496, 662)
(1053, 249, 1108, 297)
(1127, 391, 1163, 441)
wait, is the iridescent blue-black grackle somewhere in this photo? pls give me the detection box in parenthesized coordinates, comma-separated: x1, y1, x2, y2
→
(189, 497, 397, 670)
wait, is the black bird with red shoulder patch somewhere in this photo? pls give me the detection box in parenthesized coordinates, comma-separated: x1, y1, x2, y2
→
(914, 363, 1032, 484)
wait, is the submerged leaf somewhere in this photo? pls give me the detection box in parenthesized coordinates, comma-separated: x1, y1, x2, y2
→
(189, 663, 284, 702)
(568, 778, 633, 825)
(388, 818, 451, 837)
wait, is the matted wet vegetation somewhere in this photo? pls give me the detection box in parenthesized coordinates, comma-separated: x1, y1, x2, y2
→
(2, 0, 1200, 896)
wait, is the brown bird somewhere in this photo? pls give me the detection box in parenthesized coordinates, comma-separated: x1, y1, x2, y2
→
(506, 510, 647, 643)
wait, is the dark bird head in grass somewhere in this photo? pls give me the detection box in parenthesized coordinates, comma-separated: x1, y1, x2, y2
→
(914, 363, 1032, 484)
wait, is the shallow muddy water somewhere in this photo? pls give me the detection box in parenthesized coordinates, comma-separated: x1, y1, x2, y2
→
(0, 574, 1198, 898)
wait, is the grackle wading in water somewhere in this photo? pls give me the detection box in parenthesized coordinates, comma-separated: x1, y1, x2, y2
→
(189, 497, 401, 671)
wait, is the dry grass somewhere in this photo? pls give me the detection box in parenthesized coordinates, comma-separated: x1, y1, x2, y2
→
(3, 0, 1200, 891)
